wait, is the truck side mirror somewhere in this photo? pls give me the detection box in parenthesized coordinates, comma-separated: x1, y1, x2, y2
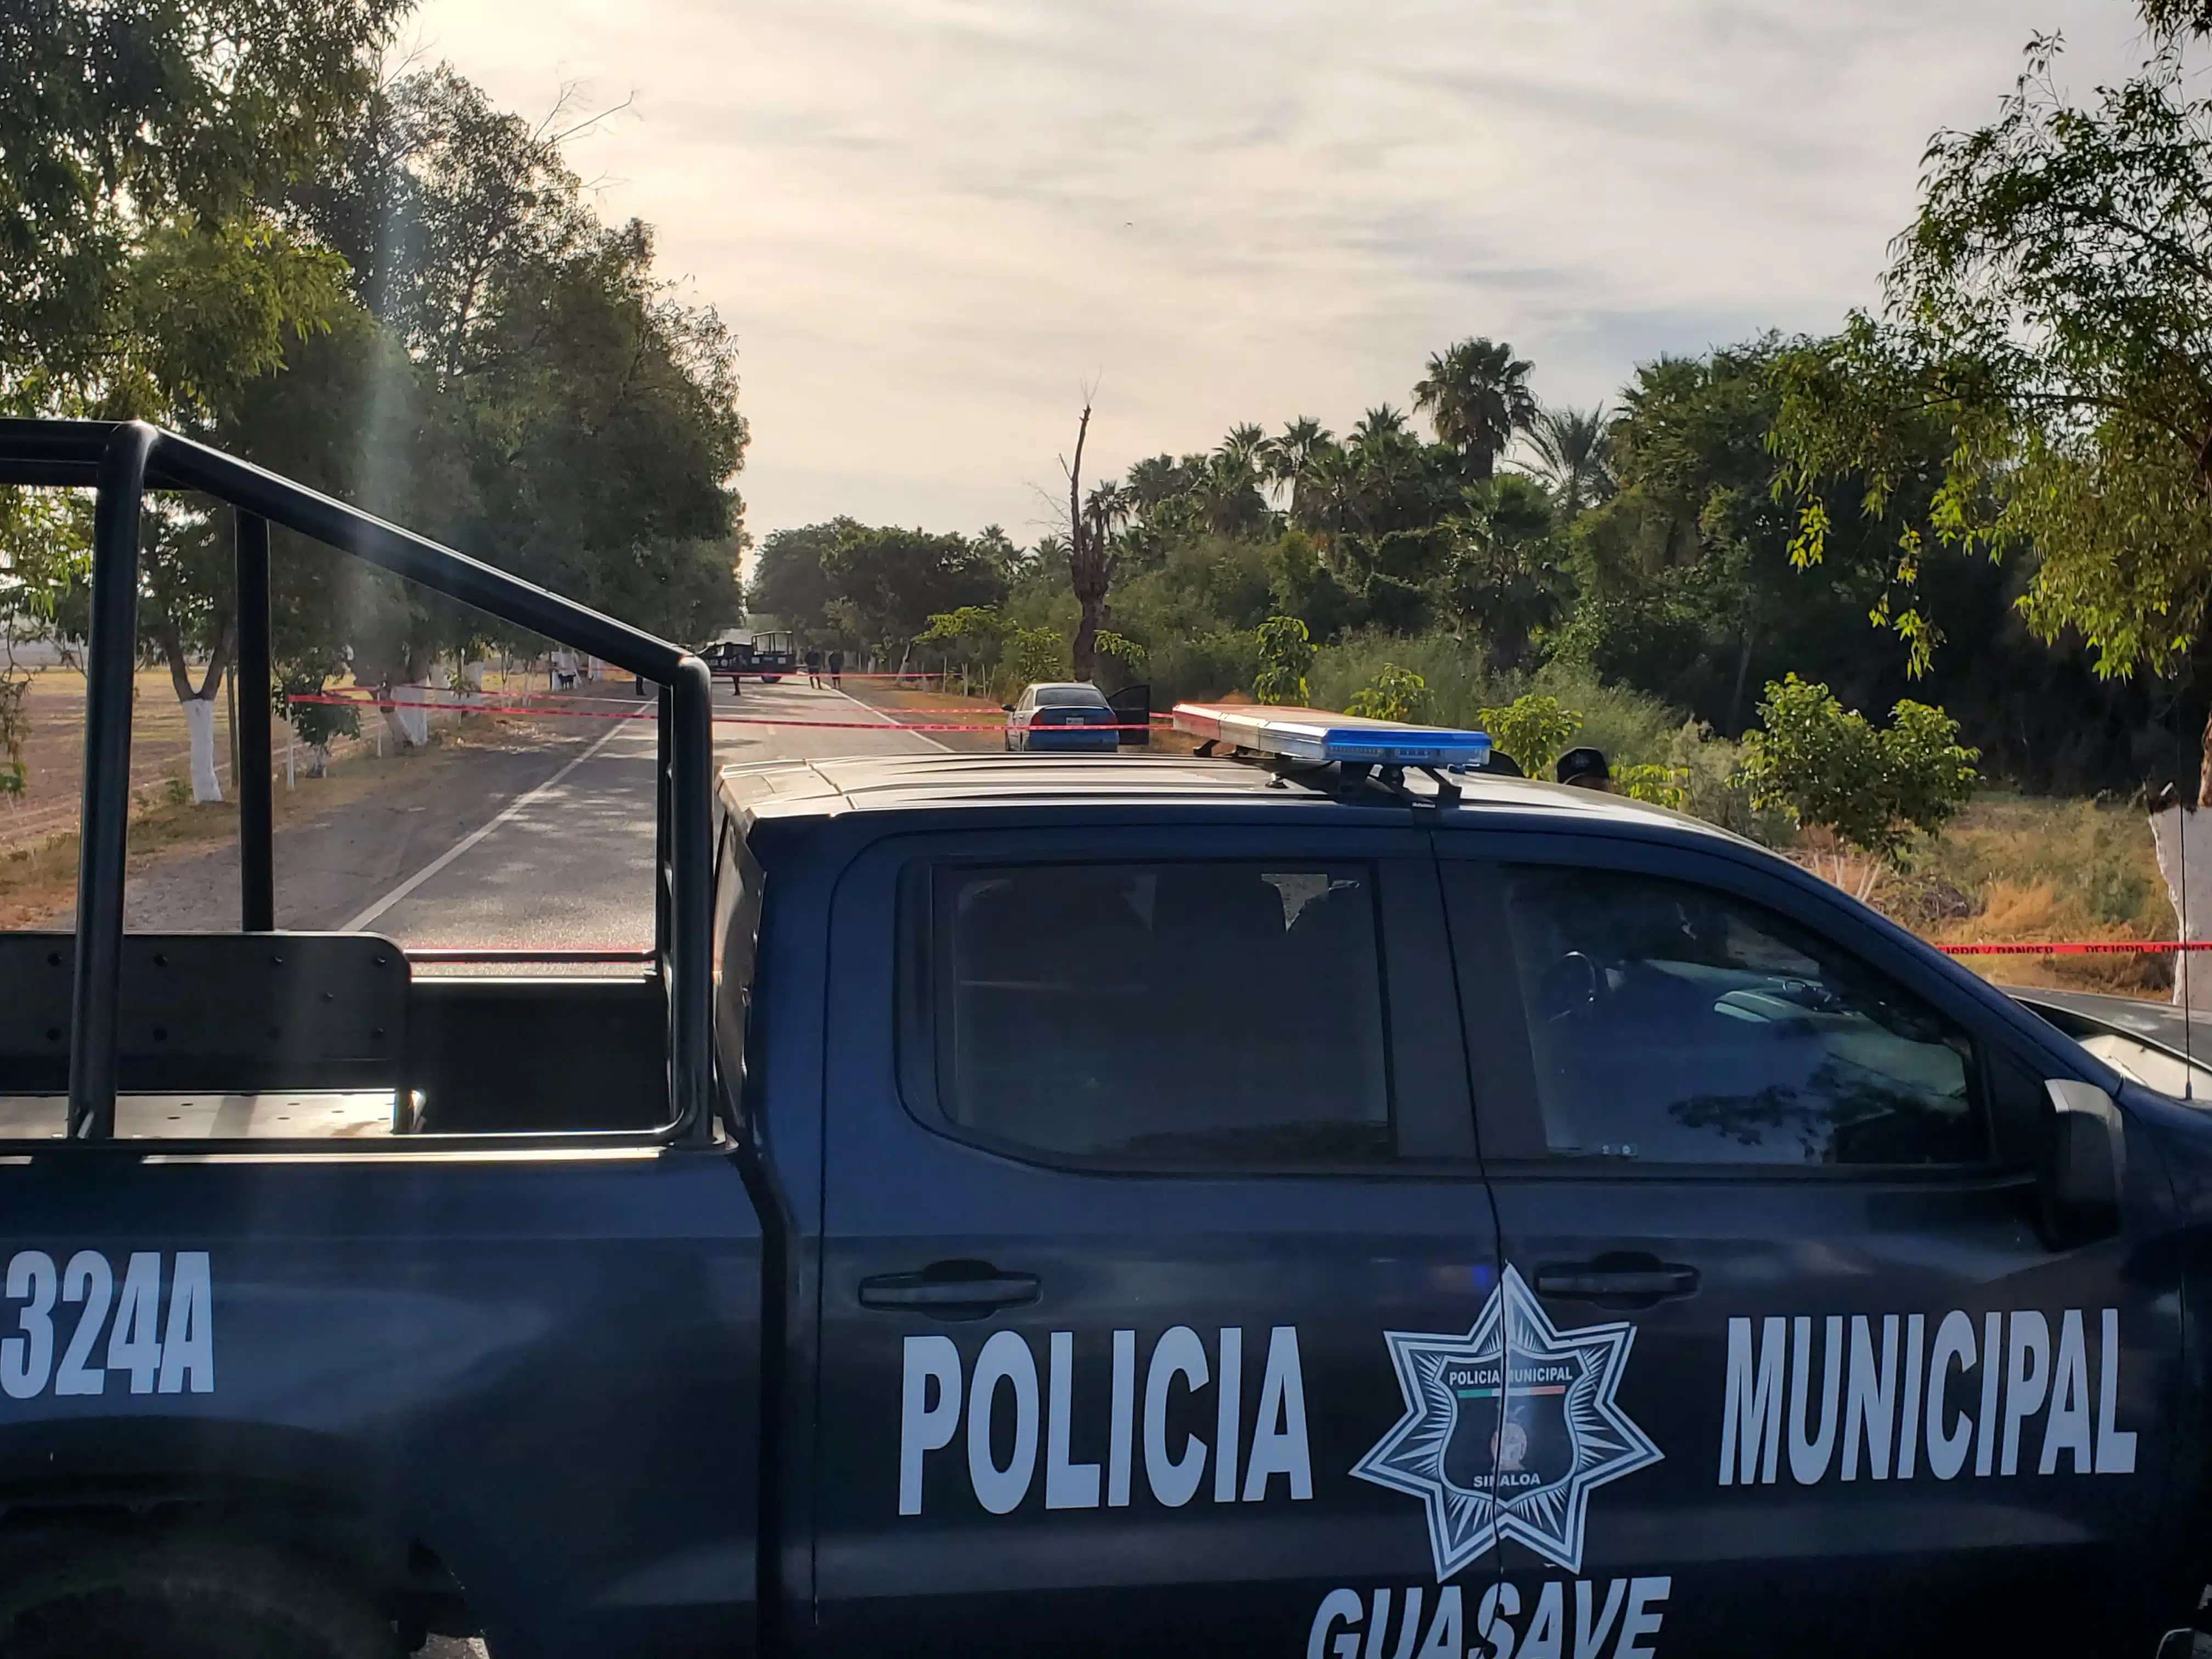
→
(2040, 1079, 2125, 1246)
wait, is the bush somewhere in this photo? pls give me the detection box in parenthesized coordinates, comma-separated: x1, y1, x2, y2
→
(1735, 675, 1979, 859)
(1476, 693, 1583, 775)
(1253, 616, 1314, 705)
(1345, 664, 1429, 723)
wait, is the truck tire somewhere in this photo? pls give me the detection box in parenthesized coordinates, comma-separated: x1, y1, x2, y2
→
(0, 1533, 396, 1659)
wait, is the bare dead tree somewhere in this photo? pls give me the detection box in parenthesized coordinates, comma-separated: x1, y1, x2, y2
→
(1062, 398, 1113, 682)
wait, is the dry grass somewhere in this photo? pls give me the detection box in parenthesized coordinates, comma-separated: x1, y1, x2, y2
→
(1852, 794, 2176, 995)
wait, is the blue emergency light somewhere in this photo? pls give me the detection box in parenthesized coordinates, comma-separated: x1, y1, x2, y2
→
(1172, 703, 1493, 768)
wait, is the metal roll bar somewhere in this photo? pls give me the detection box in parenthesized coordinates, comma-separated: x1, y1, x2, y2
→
(0, 419, 719, 1145)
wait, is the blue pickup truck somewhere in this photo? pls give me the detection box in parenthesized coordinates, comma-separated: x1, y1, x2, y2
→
(0, 420, 2207, 1659)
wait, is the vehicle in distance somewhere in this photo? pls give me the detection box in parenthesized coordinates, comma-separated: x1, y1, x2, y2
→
(1003, 680, 1119, 751)
(697, 637, 753, 691)
(1, 423, 2209, 1659)
(748, 628, 796, 682)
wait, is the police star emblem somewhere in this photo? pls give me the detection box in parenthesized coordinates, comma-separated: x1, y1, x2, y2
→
(1351, 1265, 1662, 1579)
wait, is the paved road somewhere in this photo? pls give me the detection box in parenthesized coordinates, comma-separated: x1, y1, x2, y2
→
(408, 679, 939, 1657)
(356, 676, 945, 955)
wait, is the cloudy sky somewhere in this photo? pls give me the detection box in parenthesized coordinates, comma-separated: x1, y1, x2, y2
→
(407, 0, 2149, 545)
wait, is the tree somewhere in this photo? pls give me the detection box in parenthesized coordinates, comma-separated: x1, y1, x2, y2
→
(1441, 474, 1562, 672)
(1413, 338, 1537, 481)
(1, 0, 399, 798)
(1263, 416, 1334, 515)
(1061, 400, 1126, 681)
(751, 520, 858, 632)
(1771, 30, 2212, 793)
(823, 527, 1006, 659)
(1735, 675, 1979, 863)
(1346, 664, 1429, 723)
(1, 0, 405, 399)
(1252, 615, 1314, 705)
(1476, 693, 1583, 776)
(1526, 404, 1615, 519)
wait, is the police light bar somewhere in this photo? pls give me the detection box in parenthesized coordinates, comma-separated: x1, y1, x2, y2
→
(1172, 703, 1492, 768)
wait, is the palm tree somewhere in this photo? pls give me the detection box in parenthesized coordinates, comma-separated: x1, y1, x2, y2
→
(1413, 337, 1537, 480)
(1262, 415, 1335, 514)
(1525, 404, 1615, 519)
(1215, 422, 1269, 477)
(1351, 403, 1409, 444)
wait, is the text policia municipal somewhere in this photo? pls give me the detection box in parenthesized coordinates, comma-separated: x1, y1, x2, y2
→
(1719, 1308, 2134, 1486)
(900, 1326, 1310, 1514)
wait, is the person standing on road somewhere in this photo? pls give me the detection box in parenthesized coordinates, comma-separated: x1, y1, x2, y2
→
(828, 649, 843, 689)
(805, 647, 823, 689)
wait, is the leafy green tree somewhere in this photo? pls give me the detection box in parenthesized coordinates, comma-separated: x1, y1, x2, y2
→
(1006, 626, 1069, 690)
(1252, 615, 1315, 705)
(1735, 675, 1978, 860)
(1770, 29, 2212, 795)
(1476, 692, 1583, 775)
(749, 521, 856, 633)
(826, 527, 1007, 659)
(1346, 664, 1429, 723)
(1, 0, 404, 398)
(1414, 338, 1537, 481)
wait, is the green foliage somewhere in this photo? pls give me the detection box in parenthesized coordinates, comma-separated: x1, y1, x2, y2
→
(1735, 675, 1980, 859)
(0, 0, 404, 398)
(1345, 664, 1429, 723)
(1252, 616, 1315, 705)
(917, 606, 1011, 652)
(750, 521, 856, 634)
(1094, 631, 1147, 669)
(1413, 338, 1537, 480)
(1006, 627, 1070, 688)
(275, 658, 361, 751)
(1769, 27, 2212, 725)
(1614, 763, 1687, 811)
(1476, 693, 1583, 776)
(823, 527, 1007, 657)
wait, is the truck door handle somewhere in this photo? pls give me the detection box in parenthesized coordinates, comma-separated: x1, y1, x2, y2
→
(1533, 1257, 1699, 1308)
(858, 1265, 1041, 1319)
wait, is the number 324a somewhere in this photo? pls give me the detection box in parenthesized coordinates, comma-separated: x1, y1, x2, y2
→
(1, 1251, 213, 1400)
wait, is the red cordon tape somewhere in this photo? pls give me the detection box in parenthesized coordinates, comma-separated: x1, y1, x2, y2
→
(289, 691, 1172, 732)
(1937, 941, 2212, 955)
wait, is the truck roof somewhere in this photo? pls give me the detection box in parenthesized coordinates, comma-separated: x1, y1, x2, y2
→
(715, 751, 1743, 844)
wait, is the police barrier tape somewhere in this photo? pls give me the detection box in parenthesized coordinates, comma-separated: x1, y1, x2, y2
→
(287, 691, 1171, 733)
(1934, 940, 2212, 955)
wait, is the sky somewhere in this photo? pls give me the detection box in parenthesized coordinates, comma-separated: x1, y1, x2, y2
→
(405, 0, 2152, 547)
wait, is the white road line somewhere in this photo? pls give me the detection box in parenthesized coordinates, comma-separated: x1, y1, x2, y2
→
(341, 717, 639, 933)
(822, 682, 955, 752)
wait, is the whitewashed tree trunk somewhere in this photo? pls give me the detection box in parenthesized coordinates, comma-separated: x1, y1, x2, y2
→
(182, 696, 222, 803)
(2149, 804, 2212, 1009)
(392, 683, 431, 748)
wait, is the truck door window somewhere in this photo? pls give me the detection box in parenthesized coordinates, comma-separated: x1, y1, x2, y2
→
(904, 861, 1392, 1167)
(1501, 864, 1988, 1167)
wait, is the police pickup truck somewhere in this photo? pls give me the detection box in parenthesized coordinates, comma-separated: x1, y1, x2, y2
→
(0, 420, 2203, 1659)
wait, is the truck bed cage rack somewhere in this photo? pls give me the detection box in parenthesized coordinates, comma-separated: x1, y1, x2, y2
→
(0, 419, 717, 1146)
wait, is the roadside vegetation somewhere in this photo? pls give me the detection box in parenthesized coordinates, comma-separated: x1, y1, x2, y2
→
(2, 0, 748, 803)
(755, 0, 2212, 983)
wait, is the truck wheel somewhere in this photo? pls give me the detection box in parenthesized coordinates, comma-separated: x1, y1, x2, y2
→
(0, 1534, 396, 1659)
